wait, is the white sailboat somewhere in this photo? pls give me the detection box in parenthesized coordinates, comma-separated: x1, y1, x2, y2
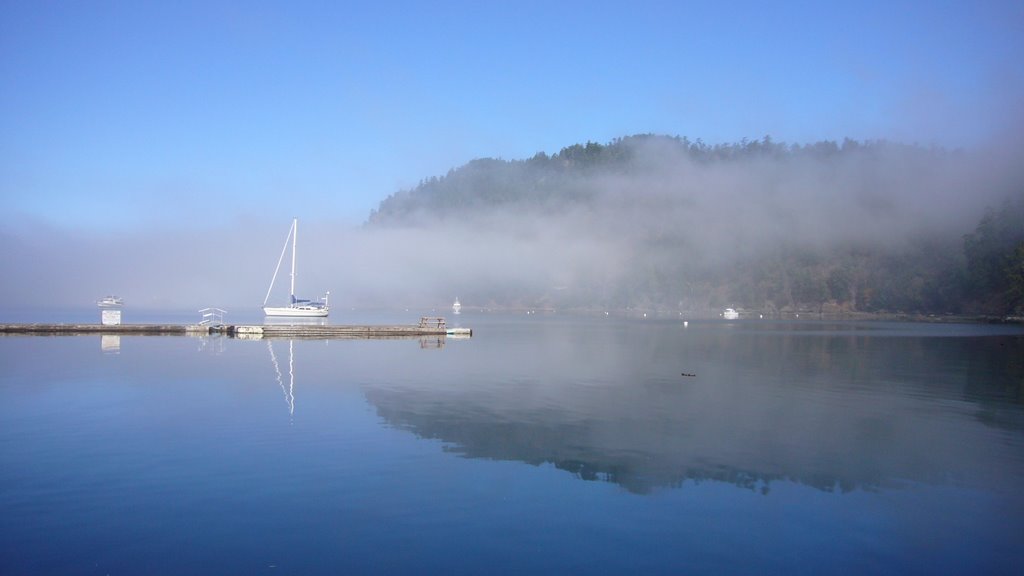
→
(262, 218, 329, 317)
(452, 297, 461, 314)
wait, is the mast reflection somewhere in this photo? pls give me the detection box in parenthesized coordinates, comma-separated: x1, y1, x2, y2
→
(267, 339, 295, 416)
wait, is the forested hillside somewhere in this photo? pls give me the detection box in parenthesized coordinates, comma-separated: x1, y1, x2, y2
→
(367, 135, 1023, 317)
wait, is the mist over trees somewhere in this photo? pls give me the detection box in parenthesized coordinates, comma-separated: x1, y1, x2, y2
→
(366, 135, 1023, 317)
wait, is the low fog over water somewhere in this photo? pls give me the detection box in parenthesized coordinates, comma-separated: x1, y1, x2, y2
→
(1, 135, 1021, 313)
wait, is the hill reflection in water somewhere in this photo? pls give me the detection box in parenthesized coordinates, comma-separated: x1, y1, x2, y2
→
(363, 318, 1024, 495)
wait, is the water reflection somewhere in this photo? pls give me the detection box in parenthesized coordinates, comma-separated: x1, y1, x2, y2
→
(419, 336, 445, 349)
(364, 321, 1024, 495)
(267, 339, 296, 416)
(100, 334, 120, 354)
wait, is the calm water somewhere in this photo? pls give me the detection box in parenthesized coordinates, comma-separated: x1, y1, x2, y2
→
(2, 314, 1023, 575)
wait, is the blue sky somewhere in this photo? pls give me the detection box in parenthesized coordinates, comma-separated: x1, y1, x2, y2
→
(2, 0, 1022, 232)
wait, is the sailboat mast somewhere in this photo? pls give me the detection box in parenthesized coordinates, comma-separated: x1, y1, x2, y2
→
(290, 217, 297, 300)
(263, 218, 293, 307)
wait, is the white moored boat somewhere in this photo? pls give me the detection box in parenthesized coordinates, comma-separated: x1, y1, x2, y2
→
(262, 218, 329, 318)
(723, 308, 739, 320)
(97, 296, 123, 308)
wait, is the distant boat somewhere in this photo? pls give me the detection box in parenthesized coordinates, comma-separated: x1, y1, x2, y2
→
(262, 218, 329, 318)
(453, 297, 461, 314)
(97, 296, 123, 308)
(723, 308, 739, 320)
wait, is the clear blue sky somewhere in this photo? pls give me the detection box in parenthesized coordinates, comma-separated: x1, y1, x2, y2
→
(2, 0, 1022, 231)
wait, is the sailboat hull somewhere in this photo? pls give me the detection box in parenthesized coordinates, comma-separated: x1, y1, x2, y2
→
(263, 305, 329, 318)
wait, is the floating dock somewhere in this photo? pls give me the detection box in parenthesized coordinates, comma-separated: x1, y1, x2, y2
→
(0, 319, 472, 340)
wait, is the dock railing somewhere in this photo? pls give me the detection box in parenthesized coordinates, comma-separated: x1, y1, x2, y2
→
(419, 316, 446, 329)
(199, 308, 227, 326)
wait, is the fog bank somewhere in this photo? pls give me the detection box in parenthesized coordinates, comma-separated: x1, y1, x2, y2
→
(1, 137, 1020, 314)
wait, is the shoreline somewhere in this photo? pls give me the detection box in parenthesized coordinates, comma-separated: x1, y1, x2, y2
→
(0, 322, 469, 339)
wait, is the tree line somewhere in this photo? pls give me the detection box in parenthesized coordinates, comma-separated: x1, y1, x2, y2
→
(367, 135, 1023, 317)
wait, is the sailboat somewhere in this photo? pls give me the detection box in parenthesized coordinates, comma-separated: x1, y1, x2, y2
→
(452, 297, 461, 314)
(262, 218, 329, 317)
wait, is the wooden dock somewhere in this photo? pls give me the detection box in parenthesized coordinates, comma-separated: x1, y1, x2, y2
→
(0, 323, 195, 335)
(0, 320, 471, 339)
(226, 324, 455, 339)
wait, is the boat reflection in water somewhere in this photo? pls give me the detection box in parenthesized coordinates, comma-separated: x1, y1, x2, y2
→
(267, 339, 296, 416)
